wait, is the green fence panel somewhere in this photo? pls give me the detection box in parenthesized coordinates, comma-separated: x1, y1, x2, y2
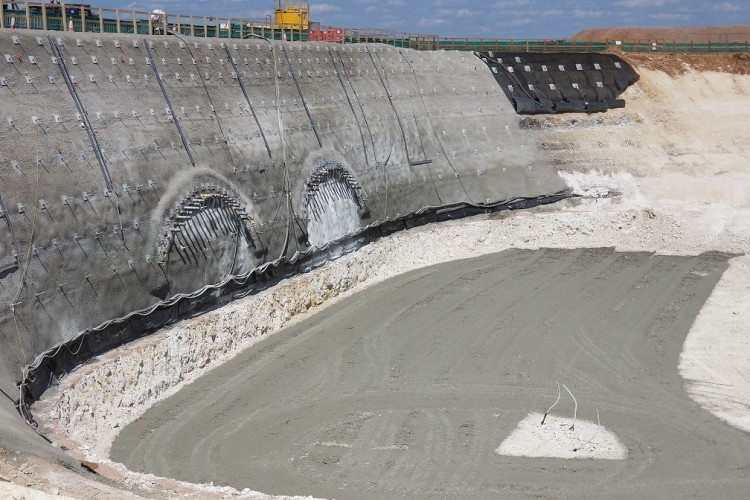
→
(102, 19, 118, 33)
(3, 7, 748, 53)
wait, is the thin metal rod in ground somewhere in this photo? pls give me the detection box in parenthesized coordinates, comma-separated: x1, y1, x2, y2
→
(574, 409, 601, 453)
(541, 381, 561, 425)
(563, 384, 577, 430)
(8, 463, 39, 480)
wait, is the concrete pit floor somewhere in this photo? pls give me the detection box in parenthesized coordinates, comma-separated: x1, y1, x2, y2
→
(110, 247, 750, 499)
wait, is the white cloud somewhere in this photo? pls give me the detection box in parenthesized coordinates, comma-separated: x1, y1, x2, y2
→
(649, 12, 692, 21)
(615, 0, 676, 7)
(436, 8, 476, 18)
(496, 18, 533, 27)
(417, 17, 447, 27)
(573, 9, 608, 19)
(433, 0, 468, 5)
(382, 18, 407, 27)
(540, 9, 564, 18)
(492, 0, 534, 7)
(311, 3, 342, 14)
(710, 2, 743, 12)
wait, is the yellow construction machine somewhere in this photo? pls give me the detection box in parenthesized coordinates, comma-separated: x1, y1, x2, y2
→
(274, 0, 310, 31)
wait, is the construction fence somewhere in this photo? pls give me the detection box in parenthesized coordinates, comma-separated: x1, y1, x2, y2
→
(1, 2, 749, 53)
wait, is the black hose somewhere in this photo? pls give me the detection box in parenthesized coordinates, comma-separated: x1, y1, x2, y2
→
(367, 47, 412, 162)
(223, 44, 272, 158)
(144, 39, 196, 166)
(49, 36, 113, 188)
(336, 52, 378, 167)
(281, 44, 322, 147)
(329, 48, 371, 168)
(0, 194, 19, 256)
(399, 50, 474, 204)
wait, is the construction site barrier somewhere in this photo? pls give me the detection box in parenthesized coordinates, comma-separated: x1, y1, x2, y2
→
(1, 3, 749, 53)
(309, 28, 346, 43)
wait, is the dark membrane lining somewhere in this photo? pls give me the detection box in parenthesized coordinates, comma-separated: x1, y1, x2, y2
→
(20, 191, 568, 420)
(477, 51, 639, 114)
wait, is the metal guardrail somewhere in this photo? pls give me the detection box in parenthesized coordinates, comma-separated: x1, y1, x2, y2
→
(398, 37, 750, 53)
(1, 2, 748, 53)
(1, 1, 313, 40)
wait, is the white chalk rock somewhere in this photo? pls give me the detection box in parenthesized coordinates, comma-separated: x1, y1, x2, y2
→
(496, 412, 627, 460)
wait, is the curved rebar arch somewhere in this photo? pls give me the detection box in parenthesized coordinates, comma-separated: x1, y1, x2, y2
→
(158, 185, 257, 266)
(302, 162, 365, 223)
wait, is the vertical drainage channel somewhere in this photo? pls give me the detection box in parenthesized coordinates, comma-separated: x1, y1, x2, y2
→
(281, 44, 322, 148)
(223, 44, 272, 158)
(144, 39, 196, 167)
(49, 37, 113, 189)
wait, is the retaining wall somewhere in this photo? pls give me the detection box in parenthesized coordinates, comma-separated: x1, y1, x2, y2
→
(0, 30, 635, 454)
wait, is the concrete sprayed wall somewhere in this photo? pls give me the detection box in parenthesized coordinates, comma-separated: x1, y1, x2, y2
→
(0, 30, 585, 453)
(0, 31, 567, 391)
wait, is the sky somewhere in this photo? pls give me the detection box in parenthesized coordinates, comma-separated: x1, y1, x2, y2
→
(95, 1, 749, 39)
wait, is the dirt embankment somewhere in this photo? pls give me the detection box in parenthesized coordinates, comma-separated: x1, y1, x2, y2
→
(572, 25, 750, 43)
(621, 52, 750, 76)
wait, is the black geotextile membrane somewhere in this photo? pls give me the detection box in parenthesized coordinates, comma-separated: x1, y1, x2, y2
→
(477, 51, 639, 114)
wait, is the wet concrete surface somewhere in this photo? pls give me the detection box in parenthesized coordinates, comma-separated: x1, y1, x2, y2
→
(112, 248, 750, 499)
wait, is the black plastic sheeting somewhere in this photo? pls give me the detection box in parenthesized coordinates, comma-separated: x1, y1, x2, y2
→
(18, 191, 570, 422)
(476, 51, 639, 115)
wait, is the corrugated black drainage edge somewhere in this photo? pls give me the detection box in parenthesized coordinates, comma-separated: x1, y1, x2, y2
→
(19, 192, 569, 424)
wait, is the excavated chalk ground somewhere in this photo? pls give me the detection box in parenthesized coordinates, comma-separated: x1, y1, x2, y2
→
(496, 413, 627, 460)
(108, 244, 739, 498)
(28, 67, 750, 498)
(34, 182, 750, 498)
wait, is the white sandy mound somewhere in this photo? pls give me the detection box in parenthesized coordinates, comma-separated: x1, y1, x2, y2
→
(680, 254, 750, 434)
(557, 170, 641, 200)
(496, 412, 627, 460)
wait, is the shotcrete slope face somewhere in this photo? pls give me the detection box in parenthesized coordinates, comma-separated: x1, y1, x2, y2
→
(0, 31, 567, 454)
(111, 248, 749, 499)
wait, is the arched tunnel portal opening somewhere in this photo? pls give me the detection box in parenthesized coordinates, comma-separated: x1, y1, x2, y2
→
(158, 186, 260, 295)
(302, 162, 368, 249)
